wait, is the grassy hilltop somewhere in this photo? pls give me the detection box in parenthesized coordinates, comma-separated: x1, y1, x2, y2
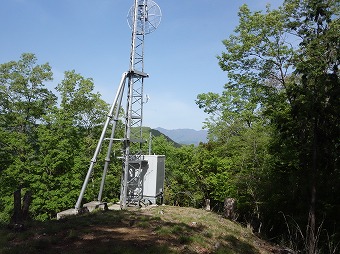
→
(0, 206, 285, 254)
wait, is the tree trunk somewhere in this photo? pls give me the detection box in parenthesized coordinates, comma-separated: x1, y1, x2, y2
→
(11, 189, 22, 224)
(11, 189, 32, 225)
(307, 118, 318, 254)
(22, 191, 32, 221)
(223, 198, 236, 220)
(205, 199, 211, 211)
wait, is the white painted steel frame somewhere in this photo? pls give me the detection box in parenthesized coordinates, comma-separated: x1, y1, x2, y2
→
(75, 0, 159, 210)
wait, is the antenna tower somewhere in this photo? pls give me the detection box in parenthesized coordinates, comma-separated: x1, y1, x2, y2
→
(74, 0, 161, 210)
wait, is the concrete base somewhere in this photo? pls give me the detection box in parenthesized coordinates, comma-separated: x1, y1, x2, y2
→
(83, 201, 108, 212)
(56, 201, 107, 220)
(57, 208, 78, 220)
(108, 203, 121, 211)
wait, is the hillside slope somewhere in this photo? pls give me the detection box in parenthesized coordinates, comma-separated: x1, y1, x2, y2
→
(0, 206, 286, 254)
(140, 127, 181, 147)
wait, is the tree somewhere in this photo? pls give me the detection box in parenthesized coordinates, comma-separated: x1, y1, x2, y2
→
(197, 1, 339, 251)
(0, 54, 119, 221)
(281, 1, 340, 252)
(0, 53, 56, 221)
(196, 1, 289, 220)
(33, 70, 114, 220)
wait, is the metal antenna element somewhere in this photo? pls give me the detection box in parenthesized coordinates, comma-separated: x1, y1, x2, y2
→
(127, 0, 161, 35)
(74, 0, 161, 211)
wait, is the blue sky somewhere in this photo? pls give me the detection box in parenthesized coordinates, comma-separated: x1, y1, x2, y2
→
(0, 0, 283, 130)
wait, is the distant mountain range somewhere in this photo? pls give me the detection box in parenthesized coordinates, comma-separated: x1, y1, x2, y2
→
(155, 127, 208, 146)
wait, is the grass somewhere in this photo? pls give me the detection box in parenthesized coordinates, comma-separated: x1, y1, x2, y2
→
(0, 206, 282, 254)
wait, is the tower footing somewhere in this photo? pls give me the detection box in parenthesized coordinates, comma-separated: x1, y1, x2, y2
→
(56, 208, 79, 220)
(83, 201, 108, 212)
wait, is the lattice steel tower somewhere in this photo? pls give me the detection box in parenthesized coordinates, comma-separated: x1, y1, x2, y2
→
(74, 0, 161, 210)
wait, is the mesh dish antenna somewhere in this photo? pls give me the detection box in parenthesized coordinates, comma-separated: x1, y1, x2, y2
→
(127, 0, 162, 34)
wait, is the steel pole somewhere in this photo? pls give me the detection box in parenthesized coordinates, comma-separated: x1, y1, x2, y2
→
(97, 75, 126, 202)
(75, 72, 128, 210)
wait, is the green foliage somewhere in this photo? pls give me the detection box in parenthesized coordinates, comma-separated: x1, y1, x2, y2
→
(0, 54, 117, 221)
(32, 69, 116, 219)
(196, 0, 340, 252)
(0, 53, 56, 221)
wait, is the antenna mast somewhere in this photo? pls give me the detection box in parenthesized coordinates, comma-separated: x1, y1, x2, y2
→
(74, 0, 161, 211)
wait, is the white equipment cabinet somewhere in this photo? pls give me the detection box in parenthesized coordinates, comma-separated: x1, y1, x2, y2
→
(142, 155, 165, 204)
